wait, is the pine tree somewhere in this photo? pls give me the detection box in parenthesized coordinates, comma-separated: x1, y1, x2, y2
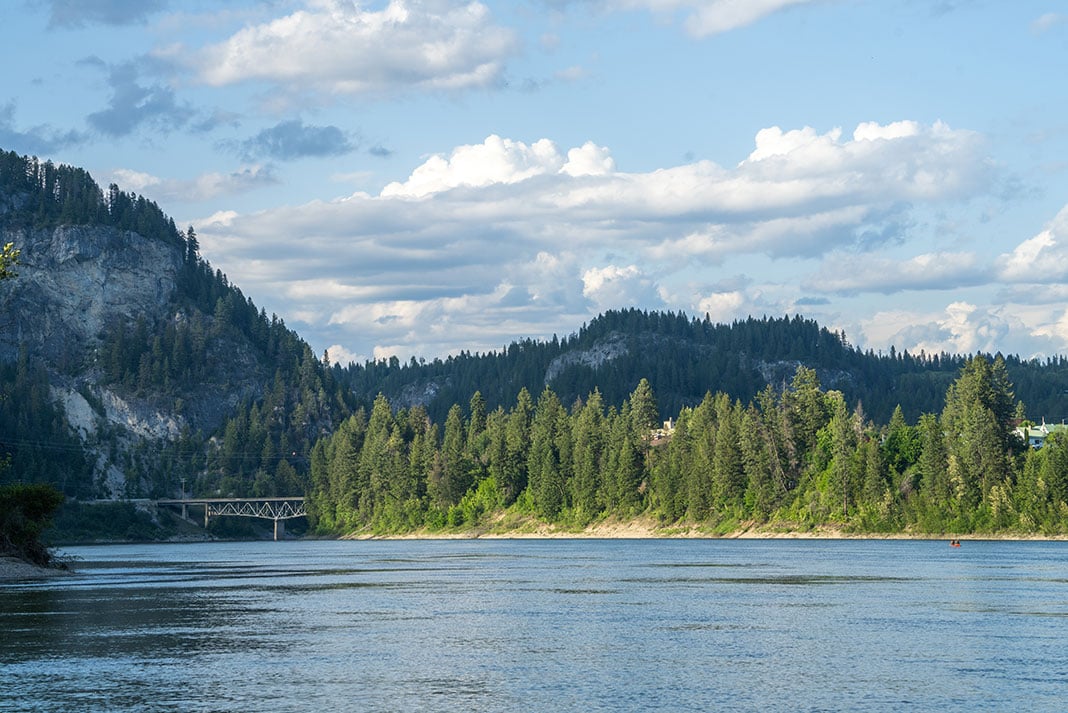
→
(501, 388, 533, 504)
(528, 387, 567, 518)
(710, 394, 745, 514)
(570, 388, 605, 522)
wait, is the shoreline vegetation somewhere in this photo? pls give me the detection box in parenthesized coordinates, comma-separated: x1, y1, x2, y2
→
(305, 357, 1068, 542)
(7, 354, 1068, 564)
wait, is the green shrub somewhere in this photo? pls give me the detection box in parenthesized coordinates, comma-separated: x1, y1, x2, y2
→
(0, 483, 65, 566)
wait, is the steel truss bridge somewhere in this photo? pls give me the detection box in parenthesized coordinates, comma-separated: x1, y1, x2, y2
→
(157, 497, 306, 540)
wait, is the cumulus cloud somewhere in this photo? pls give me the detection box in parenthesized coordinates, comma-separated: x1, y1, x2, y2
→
(380, 136, 616, 198)
(167, 0, 518, 97)
(695, 290, 747, 321)
(582, 264, 662, 310)
(194, 122, 992, 359)
(740, 121, 983, 202)
(862, 302, 1013, 357)
(40, 0, 167, 28)
(997, 205, 1068, 283)
(610, 0, 817, 37)
(858, 299, 1068, 360)
(324, 343, 365, 367)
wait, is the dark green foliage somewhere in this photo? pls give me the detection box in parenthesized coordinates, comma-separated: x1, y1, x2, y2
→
(0, 150, 182, 245)
(0, 483, 65, 565)
(6, 149, 1068, 538)
(335, 309, 1068, 429)
(1, 151, 354, 505)
(308, 356, 1067, 536)
(0, 355, 93, 497)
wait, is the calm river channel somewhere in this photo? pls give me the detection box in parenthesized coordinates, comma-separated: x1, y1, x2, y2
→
(2, 538, 1066, 712)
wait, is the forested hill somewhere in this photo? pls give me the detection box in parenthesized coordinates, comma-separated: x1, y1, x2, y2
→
(339, 309, 1068, 426)
(0, 149, 353, 501)
(6, 146, 1068, 524)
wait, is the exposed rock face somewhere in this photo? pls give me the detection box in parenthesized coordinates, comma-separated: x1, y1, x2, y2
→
(0, 224, 180, 363)
(545, 332, 629, 383)
(0, 221, 269, 497)
(394, 378, 447, 410)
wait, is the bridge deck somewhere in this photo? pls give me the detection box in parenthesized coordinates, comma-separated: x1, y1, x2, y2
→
(156, 497, 306, 540)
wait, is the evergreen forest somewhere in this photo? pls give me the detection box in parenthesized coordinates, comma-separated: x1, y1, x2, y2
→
(308, 358, 1068, 536)
(3, 148, 1068, 538)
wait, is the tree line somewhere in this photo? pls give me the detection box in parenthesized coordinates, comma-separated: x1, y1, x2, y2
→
(337, 308, 1068, 427)
(308, 356, 1068, 535)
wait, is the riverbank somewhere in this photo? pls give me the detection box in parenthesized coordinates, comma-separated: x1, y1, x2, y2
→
(0, 555, 70, 582)
(340, 515, 1068, 541)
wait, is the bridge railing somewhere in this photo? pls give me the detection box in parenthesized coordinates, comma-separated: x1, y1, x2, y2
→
(156, 497, 306, 540)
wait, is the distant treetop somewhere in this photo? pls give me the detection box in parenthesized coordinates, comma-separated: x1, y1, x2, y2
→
(0, 149, 183, 247)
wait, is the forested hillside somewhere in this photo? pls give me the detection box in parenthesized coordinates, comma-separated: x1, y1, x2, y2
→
(0, 150, 353, 501)
(4, 149, 1068, 538)
(338, 308, 1068, 427)
(310, 357, 1068, 536)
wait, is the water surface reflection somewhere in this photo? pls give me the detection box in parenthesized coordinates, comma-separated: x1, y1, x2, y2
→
(2, 539, 1066, 712)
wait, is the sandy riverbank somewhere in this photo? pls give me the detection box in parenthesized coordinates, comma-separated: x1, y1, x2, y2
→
(340, 516, 1068, 541)
(0, 555, 70, 582)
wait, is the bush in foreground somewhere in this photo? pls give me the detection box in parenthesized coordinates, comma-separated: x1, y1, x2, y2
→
(0, 483, 65, 566)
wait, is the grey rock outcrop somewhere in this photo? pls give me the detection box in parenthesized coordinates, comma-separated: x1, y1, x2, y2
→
(0, 221, 268, 497)
(0, 224, 180, 363)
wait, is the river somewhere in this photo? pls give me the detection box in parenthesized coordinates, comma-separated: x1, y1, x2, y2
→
(1, 538, 1066, 712)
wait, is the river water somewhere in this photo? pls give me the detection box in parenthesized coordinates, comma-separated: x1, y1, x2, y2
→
(1, 538, 1066, 712)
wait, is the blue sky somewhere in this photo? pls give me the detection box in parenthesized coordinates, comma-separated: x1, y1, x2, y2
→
(5, 1, 1068, 365)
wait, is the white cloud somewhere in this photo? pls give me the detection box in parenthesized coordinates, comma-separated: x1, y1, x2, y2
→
(859, 300, 1068, 360)
(740, 121, 983, 203)
(997, 205, 1068, 283)
(195, 122, 993, 359)
(168, 0, 517, 96)
(382, 135, 566, 198)
(860, 302, 1006, 357)
(582, 264, 661, 310)
(612, 0, 817, 37)
(695, 290, 746, 321)
(380, 136, 617, 198)
(325, 343, 364, 367)
(804, 251, 987, 295)
(562, 142, 616, 177)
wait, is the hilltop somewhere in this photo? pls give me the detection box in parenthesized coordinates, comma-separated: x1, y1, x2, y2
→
(337, 308, 1068, 427)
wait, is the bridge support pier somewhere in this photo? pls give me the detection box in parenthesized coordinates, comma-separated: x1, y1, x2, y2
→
(156, 497, 305, 540)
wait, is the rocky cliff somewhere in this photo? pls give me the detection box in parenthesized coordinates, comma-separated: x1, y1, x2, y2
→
(0, 220, 267, 498)
(0, 224, 180, 364)
(0, 151, 349, 504)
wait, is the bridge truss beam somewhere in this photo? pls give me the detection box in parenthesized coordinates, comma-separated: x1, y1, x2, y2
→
(157, 497, 306, 540)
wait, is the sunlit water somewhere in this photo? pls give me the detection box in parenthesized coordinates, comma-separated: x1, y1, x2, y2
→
(2, 538, 1066, 712)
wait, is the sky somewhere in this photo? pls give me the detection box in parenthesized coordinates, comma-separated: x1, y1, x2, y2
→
(4, 1, 1068, 366)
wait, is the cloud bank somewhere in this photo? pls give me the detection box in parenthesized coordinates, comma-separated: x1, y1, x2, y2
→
(193, 120, 1006, 360)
